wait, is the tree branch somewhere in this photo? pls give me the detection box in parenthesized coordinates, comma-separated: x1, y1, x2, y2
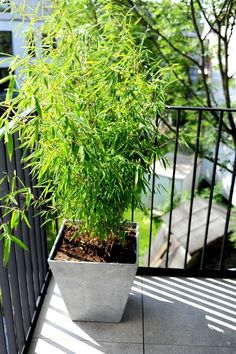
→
(190, 0, 212, 107)
(227, 17, 236, 44)
(196, 0, 224, 39)
(126, 0, 201, 69)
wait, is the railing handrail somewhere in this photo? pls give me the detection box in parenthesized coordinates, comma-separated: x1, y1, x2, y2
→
(1, 105, 236, 354)
(166, 105, 236, 112)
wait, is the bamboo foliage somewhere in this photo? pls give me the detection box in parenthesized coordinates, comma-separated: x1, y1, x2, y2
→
(0, 0, 167, 262)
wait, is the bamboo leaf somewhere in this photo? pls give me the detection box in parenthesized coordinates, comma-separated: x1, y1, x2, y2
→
(43, 77, 49, 88)
(11, 236, 29, 252)
(6, 75, 16, 102)
(34, 96, 42, 119)
(8, 194, 18, 205)
(10, 210, 20, 229)
(3, 237, 11, 266)
(0, 75, 10, 85)
(6, 133, 14, 161)
(21, 212, 31, 228)
(35, 118, 39, 142)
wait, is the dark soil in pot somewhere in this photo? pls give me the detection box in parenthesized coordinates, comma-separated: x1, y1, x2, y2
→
(54, 222, 137, 263)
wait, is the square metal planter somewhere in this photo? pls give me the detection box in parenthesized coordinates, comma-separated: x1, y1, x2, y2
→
(48, 222, 138, 322)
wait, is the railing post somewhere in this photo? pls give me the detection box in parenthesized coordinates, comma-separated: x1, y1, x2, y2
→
(0, 114, 51, 354)
(184, 110, 202, 268)
(0, 307, 8, 354)
(218, 148, 236, 269)
(166, 108, 181, 268)
(200, 110, 224, 269)
(0, 243, 18, 354)
(139, 105, 236, 278)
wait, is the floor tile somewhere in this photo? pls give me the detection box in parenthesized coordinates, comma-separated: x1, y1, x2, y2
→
(30, 276, 142, 349)
(145, 344, 236, 354)
(72, 280, 143, 344)
(142, 276, 236, 347)
(28, 276, 236, 354)
(29, 339, 143, 354)
(98, 342, 143, 354)
(29, 338, 103, 354)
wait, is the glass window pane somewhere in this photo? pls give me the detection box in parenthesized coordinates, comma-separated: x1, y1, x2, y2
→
(0, 31, 13, 55)
(0, 67, 9, 91)
(0, 0, 11, 12)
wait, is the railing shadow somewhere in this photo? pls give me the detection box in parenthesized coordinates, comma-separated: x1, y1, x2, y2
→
(133, 276, 236, 334)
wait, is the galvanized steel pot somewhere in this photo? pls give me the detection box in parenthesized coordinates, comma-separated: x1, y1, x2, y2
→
(48, 222, 138, 322)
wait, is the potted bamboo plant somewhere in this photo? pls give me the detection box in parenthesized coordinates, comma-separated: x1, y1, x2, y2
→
(0, 0, 166, 322)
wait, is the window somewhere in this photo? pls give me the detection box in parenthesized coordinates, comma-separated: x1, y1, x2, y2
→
(0, 31, 13, 55)
(0, 0, 11, 12)
(0, 67, 9, 91)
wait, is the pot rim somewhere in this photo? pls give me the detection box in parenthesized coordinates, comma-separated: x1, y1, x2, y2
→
(48, 220, 139, 266)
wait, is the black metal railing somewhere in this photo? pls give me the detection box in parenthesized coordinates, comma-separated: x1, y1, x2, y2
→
(0, 133, 51, 354)
(137, 106, 236, 278)
(0, 106, 236, 354)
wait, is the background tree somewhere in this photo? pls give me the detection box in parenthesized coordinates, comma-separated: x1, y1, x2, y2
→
(119, 0, 236, 147)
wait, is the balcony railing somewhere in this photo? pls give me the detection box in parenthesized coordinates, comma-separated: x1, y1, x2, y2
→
(0, 106, 236, 353)
(0, 135, 51, 354)
(137, 106, 236, 277)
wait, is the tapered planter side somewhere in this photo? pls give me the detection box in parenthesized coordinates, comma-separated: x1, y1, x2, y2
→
(48, 222, 138, 322)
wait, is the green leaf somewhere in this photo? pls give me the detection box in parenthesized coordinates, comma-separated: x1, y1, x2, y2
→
(8, 194, 18, 205)
(6, 133, 14, 161)
(43, 77, 49, 88)
(34, 96, 42, 119)
(11, 236, 29, 252)
(6, 75, 16, 102)
(21, 212, 31, 228)
(35, 118, 39, 142)
(3, 237, 11, 266)
(0, 75, 10, 85)
(10, 210, 20, 229)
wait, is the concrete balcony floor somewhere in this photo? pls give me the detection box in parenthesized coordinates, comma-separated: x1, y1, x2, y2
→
(28, 276, 236, 354)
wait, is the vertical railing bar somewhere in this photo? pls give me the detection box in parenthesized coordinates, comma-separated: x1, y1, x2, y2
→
(3, 144, 26, 352)
(184, 110, 202, 268)
(55, 217, 59, 236)
(0, 140, 18, 354)
(147, 154, 157, 267)
(0, 306, 8, 354)
(0, 109, 52, 354)
(33, 184, 45, 288)
(200, 110, 224, 269)
(23, 114, 42, 290)
(218, 148, 236, 269)
(11, 135, 31, 332)
(22, 270, 52, 354)
(23, 162, 40, 298)
(147, 113, 159, 267)
(8, 247, 26, 352)
(23, 148, 42, 293)
(14, 136, 36, 317)
(14, 236, 31, 334)
(165, 108, 181, 268)
(0, 245, 18, 354)
(37, 191, 48, 277)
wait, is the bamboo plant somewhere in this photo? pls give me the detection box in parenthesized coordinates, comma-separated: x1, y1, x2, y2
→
(0, 0, 167, 263)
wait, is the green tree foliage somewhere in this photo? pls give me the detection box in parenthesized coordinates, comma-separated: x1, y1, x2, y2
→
(121, 0, 236, 146)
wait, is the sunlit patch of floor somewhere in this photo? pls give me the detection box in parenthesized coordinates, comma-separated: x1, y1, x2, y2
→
(28, 276, 236, 354)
